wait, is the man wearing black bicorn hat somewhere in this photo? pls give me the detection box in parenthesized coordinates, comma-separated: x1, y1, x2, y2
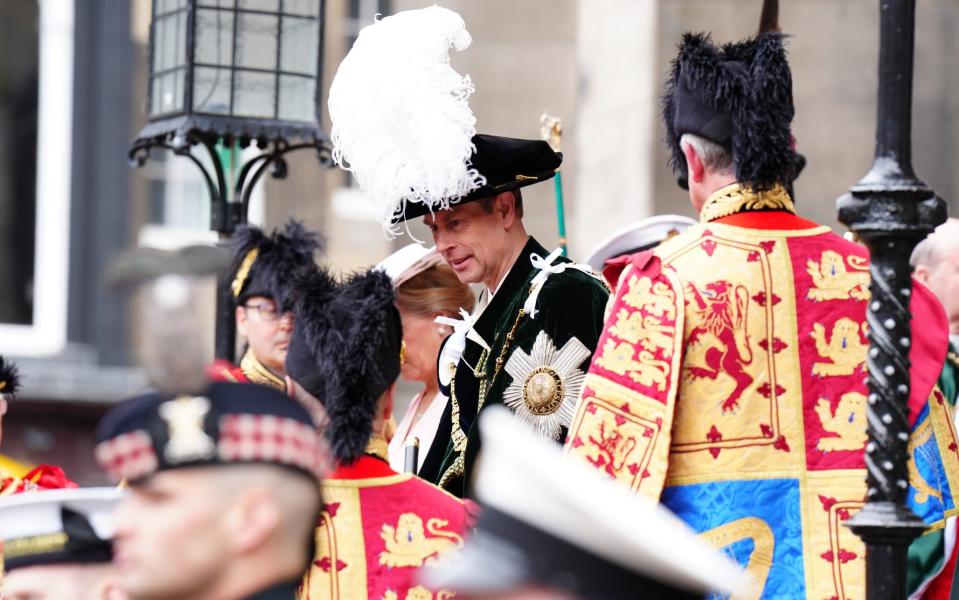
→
(0, 487, 127, 599)
(284, 266, 472, 600)
(214, 220, 321, 391)
(328, 5, 609, 498)
(565, 2, 959, 597)
(95, 382, 328, 600)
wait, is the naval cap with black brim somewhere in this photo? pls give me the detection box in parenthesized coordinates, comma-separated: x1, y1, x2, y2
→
(393, 134, 562, 223)
(94, 382, 326, 484)
(584, 214, 697, 272)
(422, 407, 749, 598)
(0, 487, 122, 572)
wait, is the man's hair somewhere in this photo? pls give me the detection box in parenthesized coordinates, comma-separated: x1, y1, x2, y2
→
(911, 218, 959, 268)
(680, 133, 734, 175)
(477, 189, 524, 218)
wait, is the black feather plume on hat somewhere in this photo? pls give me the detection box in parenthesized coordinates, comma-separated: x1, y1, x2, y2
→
(288, 268, 402, 465)
(662, 32, 797, 191)
(0, 355, 20, 398)
(229, 219, 323, 312)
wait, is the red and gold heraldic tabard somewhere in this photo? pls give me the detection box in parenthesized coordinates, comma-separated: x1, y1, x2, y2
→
(566, 206, 959, 599)
(299, 456, 473, 600)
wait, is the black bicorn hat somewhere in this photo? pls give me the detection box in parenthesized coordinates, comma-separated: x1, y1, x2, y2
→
(395, 134, 562, 223)
(0, 488, 121, 572)
(228, 219, 323, 312)
(285, 268, 403, 465)
(0, 355, 20, 399)
(662, 31, 801, 191)
(94, 382, 326, 484)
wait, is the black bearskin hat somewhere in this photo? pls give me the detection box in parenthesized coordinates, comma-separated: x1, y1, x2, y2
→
(286, 268, 403, 465)
(228, 219, 322, 312)
(0, 355, 20, 399)
(662, 31, 799, 191)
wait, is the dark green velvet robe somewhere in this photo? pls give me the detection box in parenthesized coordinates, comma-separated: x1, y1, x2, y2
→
(420, 237, 609, 498)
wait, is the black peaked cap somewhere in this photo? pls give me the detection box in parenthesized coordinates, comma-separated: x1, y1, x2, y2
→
(396, 134, 562, 222)
(287, 268, 402, 465)
(663, 32, 799, 191)
(229, 219, 323, 312)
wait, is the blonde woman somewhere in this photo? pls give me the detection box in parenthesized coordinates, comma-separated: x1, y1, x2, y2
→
(379, 245, 475, 473)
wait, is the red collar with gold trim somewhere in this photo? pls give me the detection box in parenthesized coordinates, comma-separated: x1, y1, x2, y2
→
(331, 455, 396, 480)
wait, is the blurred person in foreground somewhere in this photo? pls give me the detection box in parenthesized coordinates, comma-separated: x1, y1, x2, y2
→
(0, 487, 126, 599)
(912, 218, 959, 407)
(211, 220, 322, 391)
(423, 407, 746, 600)
(563, 8, 959, 598)
(328, 5, 609, 498)
(284, 266, 472, 600)
(95, 382, 327, 600)
(377, 243, 477, 474)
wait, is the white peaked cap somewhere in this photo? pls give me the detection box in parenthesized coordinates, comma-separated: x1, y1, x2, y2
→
(584, 214, 697, 271)
(375, 243, 445, 288)
(0, 487, 124, 570)
(328, 5, 483, 236)
(423, 407, 749, 597)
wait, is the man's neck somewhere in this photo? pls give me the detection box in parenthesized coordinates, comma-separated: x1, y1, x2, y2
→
(484, 234, 529, 294)
(180, 560, 300, 600)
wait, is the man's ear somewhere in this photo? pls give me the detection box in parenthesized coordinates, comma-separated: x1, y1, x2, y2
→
(682, 140, 706, 184)
(236, 305, 249, 337)
(382, 383, 396, 424)
(224, 487, 280, 555)
(913, 264, 931, 285)
(494, 191, 518, 228)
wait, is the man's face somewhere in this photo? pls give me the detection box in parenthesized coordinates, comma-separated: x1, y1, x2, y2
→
(917, 247, 959, 335)
(2, 563, 126, 600)
(111, 470, 228, 600)
(424, 198, 514, 289)
(236, 295, 293, 373)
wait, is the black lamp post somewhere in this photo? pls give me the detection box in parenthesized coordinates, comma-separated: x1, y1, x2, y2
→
(129, 0, 331, 362)
(838, 1, 948, 597)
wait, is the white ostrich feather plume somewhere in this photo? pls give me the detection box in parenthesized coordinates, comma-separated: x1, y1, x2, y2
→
(328, 5, 483, 236)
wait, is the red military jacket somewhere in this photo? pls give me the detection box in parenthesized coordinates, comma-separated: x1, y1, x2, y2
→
(299, 456, 473, 600)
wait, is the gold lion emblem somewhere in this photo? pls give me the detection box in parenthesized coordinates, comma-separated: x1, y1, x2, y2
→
(379, 513, 464, 569)
(806, 250, 870, 302)
(815, 393, 867, 451)
(811, 318, 867, 377)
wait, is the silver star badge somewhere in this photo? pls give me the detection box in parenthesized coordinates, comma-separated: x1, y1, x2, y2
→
(503, 331, 590, 440)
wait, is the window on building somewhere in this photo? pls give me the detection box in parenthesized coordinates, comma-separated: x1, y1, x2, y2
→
(0, 3, 39, 326)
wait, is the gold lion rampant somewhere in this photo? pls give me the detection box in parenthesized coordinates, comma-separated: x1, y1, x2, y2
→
(700, 517, 773, 600)
(806, 250, 870, 302)
(811, 319, 868, 377)
(379, 513, 464, 569)
(815, 393, 867, 451)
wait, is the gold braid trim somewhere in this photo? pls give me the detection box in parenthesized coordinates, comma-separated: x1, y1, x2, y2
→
(231, 248, 260, 297)
(239, 350, 286, 392)
(699, 182, 796, 223)
(364, 435, 390, 462)
(439, 309, 526, 489)
(4, 533, 68, 560)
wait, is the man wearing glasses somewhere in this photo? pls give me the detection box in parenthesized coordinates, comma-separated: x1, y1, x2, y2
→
(211, 219, 322, 392)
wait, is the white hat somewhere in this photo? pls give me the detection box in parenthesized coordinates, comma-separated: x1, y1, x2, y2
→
(422, 407, 748, 598)
(0, 487, 123, 572)
(375, 243, 445, 288)
(584, 214, 697, 271)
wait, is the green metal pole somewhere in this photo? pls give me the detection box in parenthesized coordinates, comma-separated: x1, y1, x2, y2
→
(553, 171, 567, 256)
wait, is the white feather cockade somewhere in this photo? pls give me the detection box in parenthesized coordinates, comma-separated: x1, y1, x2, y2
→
(328, 6, 483, 236)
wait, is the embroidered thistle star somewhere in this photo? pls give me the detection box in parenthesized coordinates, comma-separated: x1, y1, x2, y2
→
(503, 331, 590, 440)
